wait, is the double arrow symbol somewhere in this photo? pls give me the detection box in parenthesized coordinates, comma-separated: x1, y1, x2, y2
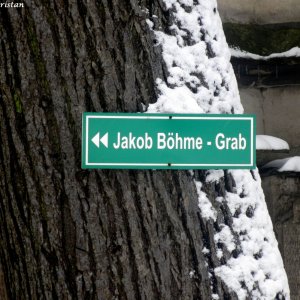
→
(91, 132, 108, 148)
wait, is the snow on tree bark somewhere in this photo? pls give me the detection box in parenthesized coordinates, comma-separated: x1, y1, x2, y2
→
(0, 0, 289, 299)
(149, 1, 289, 299)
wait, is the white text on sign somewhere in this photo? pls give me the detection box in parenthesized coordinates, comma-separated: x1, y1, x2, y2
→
(112, 132, 246, 150)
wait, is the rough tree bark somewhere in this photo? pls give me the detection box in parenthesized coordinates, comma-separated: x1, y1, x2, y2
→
(0, 1, 274, 299)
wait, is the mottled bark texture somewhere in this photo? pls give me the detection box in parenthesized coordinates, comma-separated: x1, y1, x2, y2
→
(0, 1, 238, 299)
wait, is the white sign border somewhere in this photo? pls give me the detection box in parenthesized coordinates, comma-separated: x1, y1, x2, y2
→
(85, 115, 254, 168)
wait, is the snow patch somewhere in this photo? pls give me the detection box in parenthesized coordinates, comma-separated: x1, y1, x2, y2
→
(206, 170, 224, 183)
(212, 294, 219, 300)
(147, 79, 204, 113)
(195, 181, 217, 221)
(189, 270, 196, 278)
(202, 247, 210, 255)
(145, 19, 154, 29)
(214, 225, 235, 253)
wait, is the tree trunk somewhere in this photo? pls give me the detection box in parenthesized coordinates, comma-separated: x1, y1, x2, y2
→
(0, 1, 288, 299)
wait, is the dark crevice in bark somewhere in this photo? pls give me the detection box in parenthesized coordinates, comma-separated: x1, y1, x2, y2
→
(60, 189, 78, 299)
(129, 172, 161, 298)
(87, 233, 97, 298)
(0, 9, 21, 88)
(198, 213, 218, 295)
(114, 172, 141, 299)
(172, 172, 204, 295)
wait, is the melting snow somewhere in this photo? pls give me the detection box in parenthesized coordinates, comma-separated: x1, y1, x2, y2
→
(256, 135, 289, 151)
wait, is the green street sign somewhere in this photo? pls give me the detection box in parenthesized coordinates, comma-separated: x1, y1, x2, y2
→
(82, 113, 256, 169)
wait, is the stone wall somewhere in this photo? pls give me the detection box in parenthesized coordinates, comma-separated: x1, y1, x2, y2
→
(240, 86, 300, 157)
(218, 0, 300, 24)
(261, 174, 300, 300)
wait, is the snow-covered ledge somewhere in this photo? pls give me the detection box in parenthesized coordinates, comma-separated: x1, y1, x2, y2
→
(231, 47, 300, 60)
(256, 135, 289, 151)
(262, 157, 300, 173)
(256, 135, 290, 167)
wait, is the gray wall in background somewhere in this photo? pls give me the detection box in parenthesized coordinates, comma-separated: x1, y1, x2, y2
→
(218, 0, 300, 24)
(240, 86, 300, 156)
